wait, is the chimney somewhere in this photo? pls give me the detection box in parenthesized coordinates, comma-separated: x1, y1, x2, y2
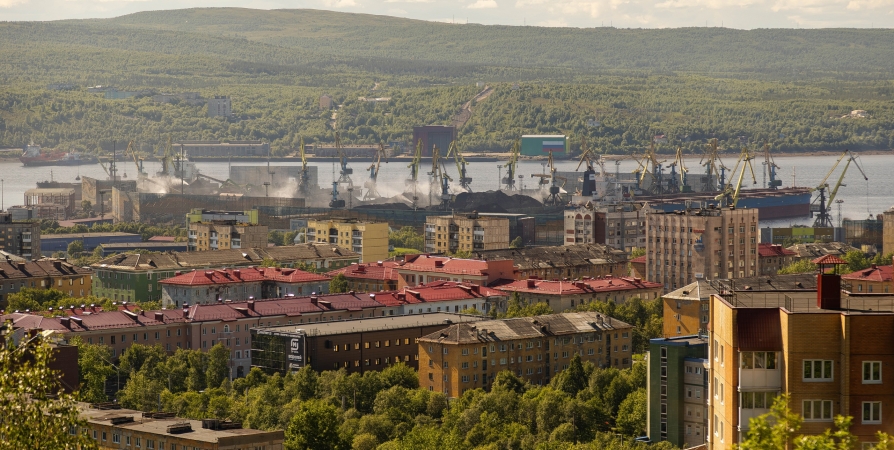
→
(247, 300, 255, 311)
(817, 273, 841, 310)
(310, 297, 318, 305)
(53, 260, 62, 269)
(182, 308, 189, 318)
(434, 260, 444, 268)
(526, 279, 536, 288)
(16, 262, 25, 271)
(154, 312, 164, 322)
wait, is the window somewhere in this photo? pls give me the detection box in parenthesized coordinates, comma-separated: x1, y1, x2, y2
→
(803, 360, 834, 381)
(740, 391, 777, 409)
(863, 402, 882, 424)
(113, 435, 121, 444)
(803, 400, 833, 420)
(740, 351, 777, 369)
(863, 361, 882, 384)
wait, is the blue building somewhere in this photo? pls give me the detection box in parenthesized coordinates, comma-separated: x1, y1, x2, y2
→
(41, 232, 142, 256)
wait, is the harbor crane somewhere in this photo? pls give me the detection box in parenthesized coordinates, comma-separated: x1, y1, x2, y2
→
(98, 141, 122, 182)
(446, 141, 472, 192)
(632, 142, 668, 194)
(761, 142, 782, 189)
(297, 137, 311, 197)
(576, 136, 595, 172)
(714, 146, 757, 208)
(125, 140, 147, 179)
(430, 145, 453, 210)
(501, 139, 520, 191)
(330, 133, 352, 209)
(700, 139, 727, 192)
(668, 145, 690, 193)
(532, 150, 566, 206)
(811, 149, 868, 228)
(363, 142, 388, 201)
(406, 139, 423, 208)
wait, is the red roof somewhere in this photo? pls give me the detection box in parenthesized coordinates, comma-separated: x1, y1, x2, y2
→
(630, 255, 647, 264)
(758, 243, 797, 258)
(812, 255, 848, 265)
(397, 254, 511, 276)
(160, 267, 329, 286)
(842, 264, 893, 282)
(326, 261, 400, 281)
(372, 281, 506, 307)
(494, 275, 662, 296)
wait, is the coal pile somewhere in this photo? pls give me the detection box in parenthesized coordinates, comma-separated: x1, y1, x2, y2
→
(354, 202, 412, 210)
(451, 191, 542, 213)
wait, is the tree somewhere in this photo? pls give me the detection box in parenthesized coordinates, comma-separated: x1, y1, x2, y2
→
(509, 236, 524, 249)
(206, 343, 231, 389)
(67, 240, 85, 257)
(285, 400, 344, 450)
(842, 249, 870, 273)
(389, 227, 423, 251)
(738, 394, 803, 449)
(555, 354, 588, 396)
(72, 337, 116, 403)
(261, 258, 282, 268)
(629, 247, 646, 258)
(778, 259, 818, 275)
(330, 273, 349, 293)
(615, 388, 646, 437)
(0, 325, 97, 449)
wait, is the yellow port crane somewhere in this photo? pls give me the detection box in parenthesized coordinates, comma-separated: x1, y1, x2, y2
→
(406, 139, 423, 208)
(126, 140, 147, 179)
(714, 146, 757, 208)
(363, 142, 387, 201)
(632, 142, 667, 193)
(761, 142, 782, 189)
(446, 140, 472, 192)
(811, 149, 868, 228)
(501, 139, 520, 191)
(298, 137, 311, 196)
(668, 145, 690, 193)
(576, 136, 595, 172)
(700, 139, 727, 192)
(430, 144, 453, 209)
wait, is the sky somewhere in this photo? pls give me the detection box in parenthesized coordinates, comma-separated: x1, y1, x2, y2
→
(1, 0, 893, 29)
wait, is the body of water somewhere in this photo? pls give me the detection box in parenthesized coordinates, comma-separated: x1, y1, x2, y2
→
(4, 154, 889, 227)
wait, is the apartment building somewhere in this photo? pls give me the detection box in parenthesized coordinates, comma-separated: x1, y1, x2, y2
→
(0, 212, 39, 259)
(306, 218, 389, 263)
(372, 280, 508, 315)
(494, 275, 663, 312)
(0, 258, 92, 306)
(758, 243, 798, 275)
(188, 221, 267, 251)
(159, 266, 331, 308)
(883, 207, 894, 256)
(424, 212, 509, 254)
(206, 96, 232, 117)
(80, 404, 283, 450)
(647, 335, 709, 448)
(646, 205, 759, 291)
(564, 204, 647, 252)
(92, 244, 359, 303)
(476, 244, 628, 280)
(708, 267, 894, 449)
(325, 260, 401, 292)
(251, 313, 485, 375)
(418, 312, 634, 398)
(394, 254, 516, 288)
(842, 264, 892, 294)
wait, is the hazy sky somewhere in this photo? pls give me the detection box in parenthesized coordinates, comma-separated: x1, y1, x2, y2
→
(2, 0, 892, 28)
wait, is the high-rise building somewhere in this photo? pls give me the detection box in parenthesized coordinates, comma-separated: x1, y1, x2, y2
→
(306, 218, 389, 263)
(424, 212, 509, 254)
(647, 335, 709, 448)
(207, 96, 232, 117)
(645, 206, 759, 291)
(0, 212, 40, 260)
(564, 204, 647, 252)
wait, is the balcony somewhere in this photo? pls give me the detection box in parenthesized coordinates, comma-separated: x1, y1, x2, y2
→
(231, 239, 241, 249)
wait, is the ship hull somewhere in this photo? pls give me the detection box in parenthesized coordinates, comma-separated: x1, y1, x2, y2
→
(639, 188, 812, 220)
(21, 157, 97, 167)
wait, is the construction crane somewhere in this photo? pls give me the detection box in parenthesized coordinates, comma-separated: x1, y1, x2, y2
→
(761, 142, 782, 189)
(446, 140, 472, 192)
(363, 142, 387, 201)
(668, 145, 690, 193)
(406, 139, 423, 208)
(714, 146, 757, 208)
(700, 139, 727, 192)
(811, 149, 868, 228)
(501, 139, 520, 191)
(297, 137, 311, 197)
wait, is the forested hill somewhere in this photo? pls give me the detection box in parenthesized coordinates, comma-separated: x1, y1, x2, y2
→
(74, 8, 894, 78)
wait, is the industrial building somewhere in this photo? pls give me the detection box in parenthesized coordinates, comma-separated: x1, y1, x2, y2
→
(99, 241, 188, 256)
(172, 140, 269, 157)
(520, 135, 567, 157)
(40, 232, 141, 256)
(306, 218, 389, 263)
(412, 125, 456, 157)
(24, 187, 77, 220)
(250, 313, 485, 375)
(0, 212, 40, 260)
(207, 96, 232, 117)
(424, 212, 509, 254)
(418, 312, 634, 397)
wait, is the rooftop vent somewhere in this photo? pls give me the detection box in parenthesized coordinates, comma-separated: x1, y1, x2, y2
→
(166, 422, 193, 434)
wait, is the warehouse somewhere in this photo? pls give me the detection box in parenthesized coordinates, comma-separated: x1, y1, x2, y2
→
(521, 135, 567, 157)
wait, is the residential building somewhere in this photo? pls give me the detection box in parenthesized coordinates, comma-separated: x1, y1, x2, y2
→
(661, 274, 817, 338)
(91, 244, 359, 303)
(0, 212, 40, 260)
(842, 264, 892, 294)
(325, 261, 400, 292)
(494, 276, 663, 312)
(41, 232, 141, 256)
(475, 244, 628, 280)
(883, 207, 894, 256)
(186, 208, 259, 225)
(564, 204, 647, 252)
(79, 404, 283, 450)
(786, 241, 860, 260)
(758, 243, 798, 275)
(424, 212, 509, 254)
(188, 221, 267, 251)
(250, 313, 485, 375)
(0, 258, 92, 306)
(419, 312, 634, 397)
(160, 267, 331, 308)
(207, 96, 232, 117)
(708, 263, 894, 449)
(306, 218, 389, 263)
(647, 335, 709, 448)
(630, 255, 647, 279)
(394, 254, 516, 288)
(646, 205, 760, 291)
(372, 280, 508, 315)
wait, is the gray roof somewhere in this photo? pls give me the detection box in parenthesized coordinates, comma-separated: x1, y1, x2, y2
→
(474, 244, 627, 271)
(787, 242, 860, 258)
(45, 232, 139, 240)
(665, 274, 820, 301)
(256, 313, 485, 337)
(420, 311, 633, 344)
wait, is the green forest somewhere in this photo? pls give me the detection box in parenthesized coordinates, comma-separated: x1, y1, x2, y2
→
(1, 8, 893, 155)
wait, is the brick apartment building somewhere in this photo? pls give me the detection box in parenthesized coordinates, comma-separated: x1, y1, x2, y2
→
(648, 335, 709, 448)
(418, 312, 634, 398)
(424, 212, 509, 254)
(842, 264, 892, 294)
(758, 243, 798, 275)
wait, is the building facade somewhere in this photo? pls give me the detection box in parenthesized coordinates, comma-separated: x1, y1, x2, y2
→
(564, 204, 647, 253)
(306, 218, 389, 263)
(188, 222, 267, 251)
(647, 336, 709, 448)
(842, 264, 892, 294)
(883, 207, 894, 257)
(476, 244, 628, 280)
(160, 267, 331, 308)
(394, 254, 516, 288)
(172, 141, 269, 157)
(0, 258, 93, 307)
(418, 312, 634, 398)
(424, 212, 510, 254)
(758, 243, 798, 275)
(207, 96, 232, 118)
(0, 213, 39, 260)
(494, 276, 663, 312)
(646, 206, 760, 291)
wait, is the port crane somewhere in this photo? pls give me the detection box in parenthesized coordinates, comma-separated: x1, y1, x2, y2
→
(98, 141, 122, 182)
(363, 142, 387, 201)
(761, 142, 782, 189)
(297, 137, 311, 197)
(446, 141, 472, 192)
(329, 133, 352, 209)
(531, 150, 566, 206)
(714, 146, 757, 208)
(668, 145, 690, 193)
(430, 145, 453, 210)
(576, 136, 595, 172)
(501, 139, 520, 191)
(811, 149, 868, 228)
(632, 142, 667, 194)
(125, 140, 147, 179)
(406, 139, 423, 208)
(700, 139, 727, 192)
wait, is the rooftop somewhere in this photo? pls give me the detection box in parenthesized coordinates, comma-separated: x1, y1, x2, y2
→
(494, 276, 661, 296)
(664, 274, 820, 301)
(649, 335, 710, 347)
(397, 254, 508, 277)
(255, 313, 485, 337)
(419, 311, 633, 344)
(787, 242, 859, 258)
(758, 243, 797, 257)
(44, 232, 139, 240)
(371, 281, 506, 307)
(0, 258, 91, 281)
(101, 242, 186, 250)
(473, 244, 627, 271)
(160, 267, 329, 287)
(842, 264, 893, 283)
(326, 261, 400, 281)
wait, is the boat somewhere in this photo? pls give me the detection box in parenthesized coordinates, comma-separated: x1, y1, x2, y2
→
(20, 144, 97, 167)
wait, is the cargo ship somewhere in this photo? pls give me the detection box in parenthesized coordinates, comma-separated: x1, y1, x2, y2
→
(20, 144, 97, 167)
(634, 187, 812, 220)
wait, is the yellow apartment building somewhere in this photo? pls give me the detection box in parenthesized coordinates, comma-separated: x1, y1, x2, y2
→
(306, 218, 389, 263)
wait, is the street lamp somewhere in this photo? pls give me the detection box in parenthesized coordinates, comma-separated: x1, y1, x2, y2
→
(497, 165, 503, 191)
